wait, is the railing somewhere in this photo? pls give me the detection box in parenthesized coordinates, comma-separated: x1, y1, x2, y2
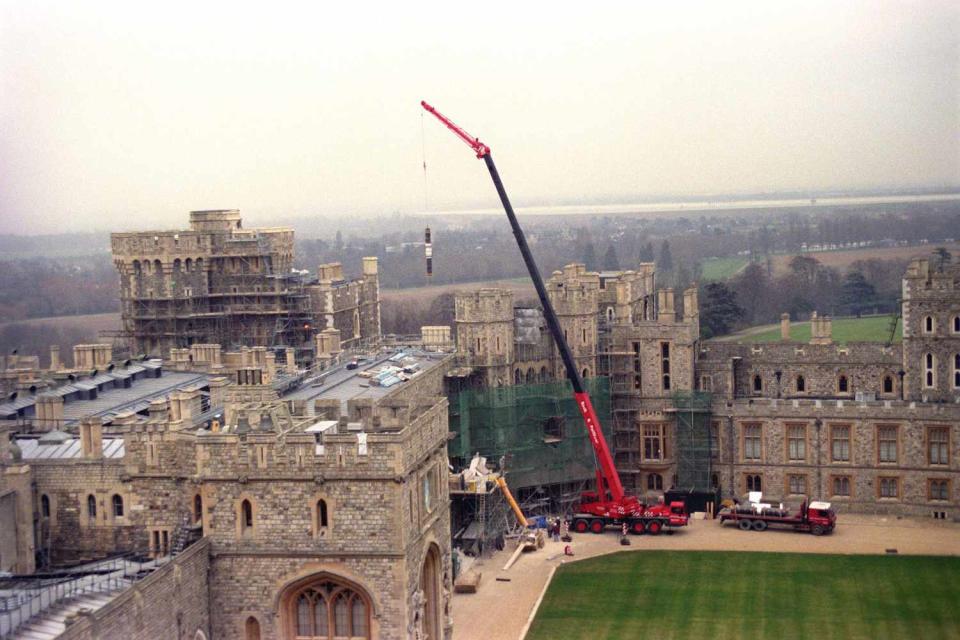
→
(0, 553, 168, 639)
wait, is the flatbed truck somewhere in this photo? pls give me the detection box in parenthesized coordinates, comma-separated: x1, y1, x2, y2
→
(719, 497, 836, 535)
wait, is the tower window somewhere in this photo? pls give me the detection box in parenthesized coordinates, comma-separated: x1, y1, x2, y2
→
(87, 495, 97, 518)
(883, 375, 894, 394)
(112, 494, 124, 517)
(41, 494, 50, 518)
(753, 375, 762, 393)
(838, 375, 849, 394)
(796, 375, 805, 393)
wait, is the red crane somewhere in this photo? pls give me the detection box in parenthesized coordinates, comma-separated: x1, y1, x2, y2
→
(421, 101, 687, 535)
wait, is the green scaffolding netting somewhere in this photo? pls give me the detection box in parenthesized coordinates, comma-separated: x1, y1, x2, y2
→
(672, 391, 714, 491)
(448, 378, 612, 490)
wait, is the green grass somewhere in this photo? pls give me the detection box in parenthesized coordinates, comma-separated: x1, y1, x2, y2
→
(743, 315, 901, 343)
(527, 551, 960, 640)
(701, 256, 750, 281)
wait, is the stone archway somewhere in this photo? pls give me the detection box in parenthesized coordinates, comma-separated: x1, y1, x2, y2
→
(279, 572, 372, 640)
(419, 544, 442, 640)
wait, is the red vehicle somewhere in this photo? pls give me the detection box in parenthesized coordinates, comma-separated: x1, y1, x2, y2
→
(719, 497, 836, 535)
(421, 101, 688, 537)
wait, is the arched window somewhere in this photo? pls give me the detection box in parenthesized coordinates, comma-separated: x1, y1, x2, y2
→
(87, 495, 97, 518)
(796, 375, 806, 393)
(582, 368, 590, 380)
(244, 616, 260, 640)
(647, 473, 663, 491)
(41, 494, 50, 518)
(288, 579, 370, 640)
(924, 353, 936, 388)
(883, 375, 894, 394)
(513, 368, 521, 385)
(753, 375, 762, 393)
(539, 366, 549, 382)
(838, 375, 849, 394)
(954, 316, 960, 334)
(112, 494, 124, 518)
(241, 499, 253, 533)
(746, 474, 762, 492)
(316, 499, 329, 537)
(924, 316, 934, 334)
(954, 354, 960, 389)
(606, 307, 615, 323)
(526, 368, 536, 384)
(194, 494, 203, 524)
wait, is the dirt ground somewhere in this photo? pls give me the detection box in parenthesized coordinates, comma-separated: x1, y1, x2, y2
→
(449, 513, 960, 640)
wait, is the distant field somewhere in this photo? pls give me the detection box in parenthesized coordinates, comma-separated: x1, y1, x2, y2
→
(701, 256, 749, 281)
(527, 551, 960, 640)
(770, 243, 960, 276)
(0, 312, 121, 334)
(381, 278, 534, 303)
(729, 315, 902, 343)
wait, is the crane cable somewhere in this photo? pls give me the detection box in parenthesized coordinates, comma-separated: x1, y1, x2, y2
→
(421, 111, 429, 212)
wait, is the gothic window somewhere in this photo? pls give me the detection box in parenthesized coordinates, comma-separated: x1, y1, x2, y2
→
(315, 499, 330, 538)
(924, 315, 934, 334)
(954, 316, 960, 333)
(194, 494, 203, 524)
(752, 375, 762, 393)
(288, 579, 371, 640)
(513, 368, 521, 385)
(647, 473, 663, 490)
(832, 475, 851, 497)
(954, 354, 960, 389)
(240, 499, 253, 533)
(929, 479, 950, 501)
(796, 375, 805, 393)
(787, 474, 806, 495)
(883, 375, 894, 394)
(660, 342, 671, 391)
(88, 495, 97, 519)
(41, 494, 50, 518)
(526, 368, 536, 384)
(837, 375, 849, 394)
(745, 474, 762, 493)
(924, 353, 936, 388)
(878, 477, 899, 499)
(112, 494, 124, 517)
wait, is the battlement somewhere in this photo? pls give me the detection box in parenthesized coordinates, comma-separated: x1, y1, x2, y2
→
(455, 288, 514, 323)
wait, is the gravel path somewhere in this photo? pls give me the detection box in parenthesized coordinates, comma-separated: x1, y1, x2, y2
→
(450, 513, 960, 640)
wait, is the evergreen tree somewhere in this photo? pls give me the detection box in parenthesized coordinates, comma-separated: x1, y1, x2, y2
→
(334, 230, 344, 253)
(581, 242, 597, 270)
(933, 247, 952, 272)
(841, 270, 876, 317)
(603, 243, 620, 270)
(638, 241, 655, 263)
(657, 240, 673, 272)
(699, 282, 744, 338)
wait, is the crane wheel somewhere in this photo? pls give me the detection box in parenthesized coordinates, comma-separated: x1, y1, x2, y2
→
(738, 519, 752, 531)
(573, 519, 589, 534)
(589, 520, 604, 534)
(631, 521, 646, 535)
(752, 520, 768, 532)
(646, 521, 662, 535)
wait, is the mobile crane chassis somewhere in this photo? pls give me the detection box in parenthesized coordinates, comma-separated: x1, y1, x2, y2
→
(421, 101, 687, 535)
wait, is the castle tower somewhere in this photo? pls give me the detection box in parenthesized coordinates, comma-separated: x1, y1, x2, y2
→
(455, 289, 515, 386)
(547, 264, 599, 379)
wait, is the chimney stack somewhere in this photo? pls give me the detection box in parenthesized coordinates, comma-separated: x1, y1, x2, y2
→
(780, 313, 791, 341)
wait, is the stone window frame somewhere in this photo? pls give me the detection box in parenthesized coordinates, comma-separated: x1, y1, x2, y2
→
(953, 315, 960, 334)
(881, 373, 896, 396)
(741, 422, 763, 462)
(642, 423, 667, 462)
(647, 473, 664, 491)
(928, 478, 951, 502)
(830, 474, 853, 498)
(236, 494, 258, 539)
(923, 353, 936, 389)
(660, 342, 671, 392)
(923, 315, 935, 335)
(926, 426, 950, 466)
(700, 375, 713, 392)
(40, 493, 51, 519)
(280, 573, 374, 640)
(743, 473, 763, 493)
(795, 375, 806, 393)
(876, 424, 899, 465)
(752, 374, 763, 395)
(86, 494, 97, 524)
(786, 473, 807, 496)
(836, 372, 851, 396)
(111, 493, 125, 521)
(312, 494, 333, 539)
(829, 423, 853, 464)
(785, 423, 808, 463)
(953, 353, 960, 390)
(877, 475, 900, 500)
(148, 527, 171, 558)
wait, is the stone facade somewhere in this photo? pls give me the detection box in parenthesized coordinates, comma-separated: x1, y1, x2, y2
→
(454, 259, 959, 518)
(111, 210, 381, 362)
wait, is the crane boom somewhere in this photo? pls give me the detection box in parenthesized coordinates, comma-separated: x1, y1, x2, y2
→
(421, 100, 624, 504)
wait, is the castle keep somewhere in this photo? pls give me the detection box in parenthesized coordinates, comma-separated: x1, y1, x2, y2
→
(110, 210, 381, 361)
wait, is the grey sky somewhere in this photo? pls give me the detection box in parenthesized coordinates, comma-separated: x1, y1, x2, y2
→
(1, 1, 957, 235)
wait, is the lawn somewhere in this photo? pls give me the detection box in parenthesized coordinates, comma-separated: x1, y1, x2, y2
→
(526, 551, 960, 640)
(701, 256, 749, 281)
(740, 315, 901, 343)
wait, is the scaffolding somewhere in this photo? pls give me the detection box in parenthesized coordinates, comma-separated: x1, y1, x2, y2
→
(669, 391, 714, 490)
(447, 378, 612, 504)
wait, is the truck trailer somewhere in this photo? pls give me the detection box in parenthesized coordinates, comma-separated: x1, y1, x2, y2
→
(719, 495, 836, 535)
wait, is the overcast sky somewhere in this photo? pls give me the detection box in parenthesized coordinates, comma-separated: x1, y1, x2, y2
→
(1, 1, 957, 235)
